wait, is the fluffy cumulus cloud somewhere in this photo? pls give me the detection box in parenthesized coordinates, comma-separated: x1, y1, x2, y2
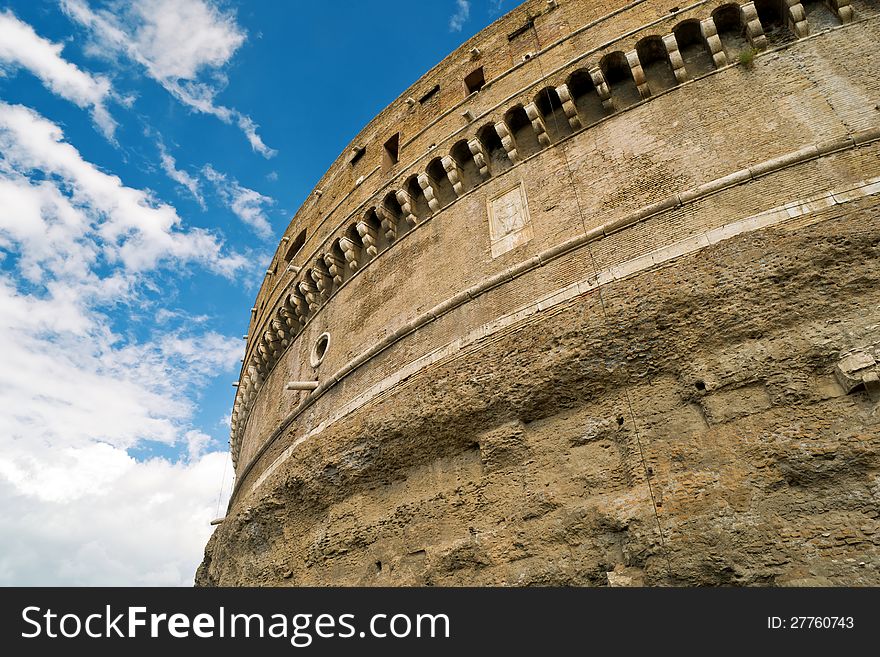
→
(0, 102, 246, 584)
(0, 277, 239, 584)
(60, 0, 276, 157)
(0, 453, 233, 586)
(449, 0, 471, 32)
(203, 164, 274, 239)
(0, 10, 116, 139)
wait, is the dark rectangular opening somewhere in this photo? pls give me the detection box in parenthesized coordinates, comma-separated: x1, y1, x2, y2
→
(284, 229, 307, 263)
(464, 67, 485, 95)
(382, 133, 400, 173)
(349, 146, 366, 166)
(507, 18, 534, 41)
(419, 84, 440, 104)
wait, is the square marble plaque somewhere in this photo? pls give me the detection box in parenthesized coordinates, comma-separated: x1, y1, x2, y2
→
(487, 181, 533, 258)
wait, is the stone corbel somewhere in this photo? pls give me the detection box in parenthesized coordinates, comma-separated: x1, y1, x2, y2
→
(284, 295, 300, 324)
(441, 155, 464, 197)
(263, 330, 281, 360)
(741, 3, 768, 51)
(310, 266, 331, 301)
(467, 139, 491, 180)
(395, 188, 419, 226)
(375, 204, 398, 242)
(323, 251, 346, 287)
(257, 341, 271, 369)
(291, 288, 309, 321)
(589, 66, 615, 112)
(298, 279, 320, 309)
(625, 50, 650, 99)
(555, 84, 582, 131)
(356, 219, 379, 258)
(700, 18, 728, 69)
(339, 236, 360, 271)
(785, 1, 809, 38)
(495, 121, 519, 163)
(270, 318, 289, 345)
(248, 364, 266, 384)
(830, 0, 853, 24)
(524, 102, 552, 148)
(417, 172, 442, 213)
(662, 33, 689, 83)
(279, 302, 299, 335)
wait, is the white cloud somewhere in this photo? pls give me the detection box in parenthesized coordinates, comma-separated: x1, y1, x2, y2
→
(203, 164, 274, 239)
(158, 143, 205, 208)
(234, 113, 275, 160)
(0, 101, 246, 276)
(0, 101, 248, 584)
(0, 276, 244, 479)
(154, 147, 277, 238)
(183, 430, 214, 461)
(0, 10, 116, 139)
(114, 0, 243, 81)
(449, 0, 471, 32)
(61, 0, 277, 158)
(0, 274, 241, 585)
(0, 451, 233, 585)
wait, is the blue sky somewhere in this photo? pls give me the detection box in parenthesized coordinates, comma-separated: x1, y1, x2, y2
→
(0, 0, 506, 585)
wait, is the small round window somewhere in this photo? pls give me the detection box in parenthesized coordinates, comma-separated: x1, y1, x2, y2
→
(310, 332, 330, 368)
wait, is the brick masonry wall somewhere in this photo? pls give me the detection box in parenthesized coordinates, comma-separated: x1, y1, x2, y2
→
(206, 0, 880, 587)
(233, 6, 880, 471)
(201, 191, 880, 585)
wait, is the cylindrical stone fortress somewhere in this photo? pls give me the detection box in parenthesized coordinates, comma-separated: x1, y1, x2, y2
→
(198, 0, 880, 586)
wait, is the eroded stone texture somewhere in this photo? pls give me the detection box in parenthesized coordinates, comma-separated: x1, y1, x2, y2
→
(199, 206, 880, 586)
(201, 0, 880, 587)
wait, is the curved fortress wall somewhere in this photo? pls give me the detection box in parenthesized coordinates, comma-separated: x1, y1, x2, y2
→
(200, 0, 880, 585)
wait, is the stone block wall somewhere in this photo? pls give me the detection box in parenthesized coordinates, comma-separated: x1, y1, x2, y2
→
(201, 0, 880, 586)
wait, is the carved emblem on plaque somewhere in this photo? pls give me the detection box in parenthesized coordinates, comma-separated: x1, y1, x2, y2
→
(487, 181, 533, 258)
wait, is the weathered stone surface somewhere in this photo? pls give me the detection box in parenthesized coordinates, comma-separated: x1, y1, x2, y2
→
(199, 205, 880, 586)
(200, 0, 880, 586)
(835, 352, 879, 398)
(607, 565, 646, 587)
